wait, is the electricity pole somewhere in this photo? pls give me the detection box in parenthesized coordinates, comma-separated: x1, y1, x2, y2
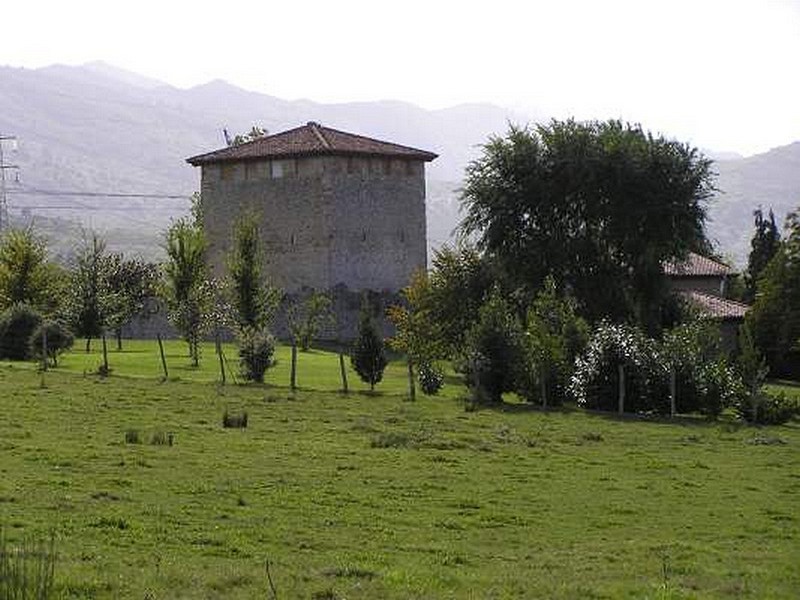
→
(0, 134, 19, 232)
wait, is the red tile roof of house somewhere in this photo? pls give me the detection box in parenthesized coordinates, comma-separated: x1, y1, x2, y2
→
(187, 122, 438, 166)
(680, 290, 749, 321)
(663, 252, 737, 277)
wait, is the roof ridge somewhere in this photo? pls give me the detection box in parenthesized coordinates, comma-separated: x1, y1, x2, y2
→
(308, 121, 331, 149)
(316, 123, 434, 154)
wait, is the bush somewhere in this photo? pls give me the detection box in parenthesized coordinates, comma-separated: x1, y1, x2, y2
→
(351, 302, 387, 391)
(237, 328, 275, 383)
(737, 391, 799, 425)
(223, 410, 248, 429)
(418, 361, 444, 395)
(0, 303, 43, 360)
(29, 320, 75, 367)
(570, 322, 669, 414)
(459, 289, 525, 404)
(0, 527, 57, 600)
(662, 320, 744, 417)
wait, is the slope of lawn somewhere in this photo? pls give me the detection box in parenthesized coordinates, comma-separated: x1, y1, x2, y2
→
(0, 350, 798, 599)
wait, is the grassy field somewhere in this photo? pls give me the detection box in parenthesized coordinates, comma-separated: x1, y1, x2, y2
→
(0, 344, 798, 598)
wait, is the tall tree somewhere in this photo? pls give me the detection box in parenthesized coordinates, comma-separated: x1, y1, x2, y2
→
(0, 227, 64, 314)
(163, 218, 208, 366)
(744, 207, 781, 303)
(104, 254, 160, 350)
(351, 299, 387, 391)
(459, 120, 714, 331)
(227, 213, 278, 333)
(745, 209, 800, 377)
(65, 235, 111, 352)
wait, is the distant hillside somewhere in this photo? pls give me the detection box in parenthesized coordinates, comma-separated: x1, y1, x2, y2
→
(0, 62, 797, 265)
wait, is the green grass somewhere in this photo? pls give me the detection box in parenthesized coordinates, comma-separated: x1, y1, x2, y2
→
(0, 347, 798, 598)
(23, 339, 455, 398)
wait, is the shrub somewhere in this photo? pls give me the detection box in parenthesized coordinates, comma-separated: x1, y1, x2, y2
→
(0, 303, 43, 360)
(570, 322, 669, 414)
(29, 320, 75, 367)
(351, 302, 387, 391)
(238, 328, 276, 383)
(223, 410, 248, 429)
(737, 391, 799, 425)
(418, 361, 444, 395)
(124, 429, 141, 444)
(661, 320, 745, 417)
(459, 289, 525, 404)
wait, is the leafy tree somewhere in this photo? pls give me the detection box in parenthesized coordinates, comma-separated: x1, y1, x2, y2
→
(30, 320, 74, 367)
(65, 235, 112, 352)
(288, 291, 334, 351)
(518, 277, 589, 405)
(460, 120, 714, 331)
(227, 213, 279, 333)
(238, 328, 276, 383)
(426, 243, 495, 356)
(104, 254, 160, 350)
(351, 300, 387, 391)
(460, 288, 525, 404)
(163, 218, 209, 366)
(746, 209, 800, 377)
(388, 270, 446, 362)
(744, 207, 781, 303)
(0, 227, 64, 314)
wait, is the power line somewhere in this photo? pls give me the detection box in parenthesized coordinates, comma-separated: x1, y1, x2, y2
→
(7, 186, 191, 200)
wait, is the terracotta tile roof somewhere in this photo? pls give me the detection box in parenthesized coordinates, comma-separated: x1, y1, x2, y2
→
(663, 252, 737, 277)
(680, 290, 749, 321)
(187, 122, 438, 165)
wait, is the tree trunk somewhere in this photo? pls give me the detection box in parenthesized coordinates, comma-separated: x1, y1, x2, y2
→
(116, 328, 123, 351)
(85, 337, 91, 353)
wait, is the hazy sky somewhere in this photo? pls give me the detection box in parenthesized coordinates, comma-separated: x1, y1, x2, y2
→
(2, 0, 799, 155)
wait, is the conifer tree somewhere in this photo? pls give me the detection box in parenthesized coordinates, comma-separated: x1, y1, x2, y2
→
(351, 300, 387, 391)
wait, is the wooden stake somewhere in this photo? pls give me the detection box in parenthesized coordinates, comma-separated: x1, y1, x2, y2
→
(157, 334, 169, 380)
(617, 363, 625, 415)
(540, 364, 547, 408)
(101, 333, 109, 376)
(290, 343, 298, 391)
(407, 357, 416, 401)
(41, 326, 48, 372)
(670, 367, 677, 417)
(215, 332, 226, 385)
(339, 352, 349, 394)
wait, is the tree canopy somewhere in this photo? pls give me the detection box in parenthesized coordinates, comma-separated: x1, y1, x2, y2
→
(744, 207, 781, 303)
(459, 119, 715, 330)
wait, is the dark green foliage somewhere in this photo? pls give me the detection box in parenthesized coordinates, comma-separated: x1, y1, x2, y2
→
(737, 391, 799, 425)
(425, 244, 494, 356)
(0, 527, 57, 600)
(30, 320, 75, 367)
(124, 429, 141, 444)
(351, 302, 387, 391)
(228, 213, 279, 334)
(746, 209, 800, 378)
(222, 410, 248, 429)
(744, 207, 781, 303)
(571, 322, 669, 414)
(418, 361, 444, 396)
(460, 289, 525, 404)
(0, 303, 43, 360)
(163, 219, 209, 366)
(237, 329, 276, 383)
(518, 278, 589, 406)
(460, 120, 714, 331)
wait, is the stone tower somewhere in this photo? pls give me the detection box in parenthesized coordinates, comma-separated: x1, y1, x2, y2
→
(187, 122, 437, 296)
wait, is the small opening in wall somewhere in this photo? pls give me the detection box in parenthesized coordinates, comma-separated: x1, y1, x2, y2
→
(290, 233, 296, 246)
(361, 230, 367, 242)
(399, 230, 405, 242)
